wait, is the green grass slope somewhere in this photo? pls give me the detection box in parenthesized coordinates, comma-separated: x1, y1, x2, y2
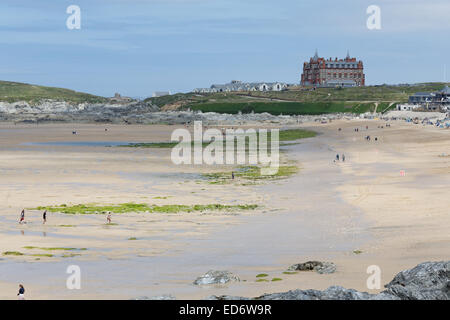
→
(0, 81, 107, 104)
(145, 82, 448, 115)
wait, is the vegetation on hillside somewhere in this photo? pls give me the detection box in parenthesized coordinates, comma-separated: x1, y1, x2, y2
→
(144, 82, 448, 115)
(0, 81, 107, 104)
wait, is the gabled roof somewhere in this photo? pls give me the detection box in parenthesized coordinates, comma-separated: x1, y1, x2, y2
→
(440, 86, 450, 94)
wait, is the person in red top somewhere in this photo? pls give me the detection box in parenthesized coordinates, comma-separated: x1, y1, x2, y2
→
(19, 209, 25, 224)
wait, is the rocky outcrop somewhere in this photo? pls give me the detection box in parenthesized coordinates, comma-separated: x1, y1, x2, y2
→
(383, 110, 447, 121)
(193, 270, 240, 285)
(288, 261, 336, 274)
(0, 100, 159, 123)
(209, 261, 449, 300)
(383, 261, 450, 300)
(0, 99, 380, 125)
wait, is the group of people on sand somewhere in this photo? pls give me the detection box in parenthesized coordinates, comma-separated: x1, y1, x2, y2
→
(18, 209, 47, 224)
(334, 153, 345, 163)
(365, 135, 378, 141)
(19, 209, 113, 225)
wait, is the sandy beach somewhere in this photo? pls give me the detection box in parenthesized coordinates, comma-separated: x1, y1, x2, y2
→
(0, 120, 448, 299)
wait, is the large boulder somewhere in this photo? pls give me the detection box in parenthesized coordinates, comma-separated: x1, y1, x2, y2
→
(383, 261, 450, 300)
(209, 261, 449, 300)
(193, 270, 240, 285)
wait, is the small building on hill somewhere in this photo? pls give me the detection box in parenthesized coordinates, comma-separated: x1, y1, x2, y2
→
(152, 91, 171, 97)
(397, 86, 450, 112)
(110, 93, 133, 103)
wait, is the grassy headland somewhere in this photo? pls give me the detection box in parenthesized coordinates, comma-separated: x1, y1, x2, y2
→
(0, 80, 107, 104)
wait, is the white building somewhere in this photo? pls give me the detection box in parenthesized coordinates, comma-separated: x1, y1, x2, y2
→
(194, 81, 288, 93)
(396, 104, 422, 111)
(152, 91, 171, 97)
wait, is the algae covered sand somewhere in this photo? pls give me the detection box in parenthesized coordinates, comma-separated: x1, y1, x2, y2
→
(118, 129, 317, 149)
(34, 203, 258, 215)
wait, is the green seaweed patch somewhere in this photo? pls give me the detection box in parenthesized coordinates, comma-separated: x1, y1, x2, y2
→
(128, 237, 138, 240)
(120, 142, 210, 149)
(62, 253, 81, 258)
(353, 250, 363, 254)
(2, 251, 24, 256)
(34, 203, 258, 215)
(59, 225, 76, 227)
(256, 273, 269, 278)
(204, 164, 298, 184)
(278, 129, 317, 141)
(282, 271, 298, 275)
(118, 130, 316, 150)
(256, 279, 269, 282)
(271, 278, 283, 282)
(31, 254, 53, 258)
(23, 246, 86, 251)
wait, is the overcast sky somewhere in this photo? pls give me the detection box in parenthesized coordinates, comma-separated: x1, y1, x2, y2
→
(1, 0, 449, 98)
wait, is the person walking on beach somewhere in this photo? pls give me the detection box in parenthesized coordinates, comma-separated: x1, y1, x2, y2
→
(17, 284, 25, 300)
(19, 209, 25, 224)
(342, 154, 345, 162)
(336, 154, 340, 161)
(43, 210, 47, 224)
(231, 172, 235, 180)
(107, 212, 112, 224)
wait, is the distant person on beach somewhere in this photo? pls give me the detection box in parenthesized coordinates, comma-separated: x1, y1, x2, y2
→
(107, 213, 112, 224)
(17, 284, 25, 300)
(43, 210, 47, 224)
(342, 154, 345, 162)
(231, 172, 235, 180)
(19, 209, 25, 224)
(336, 154, 339, 161)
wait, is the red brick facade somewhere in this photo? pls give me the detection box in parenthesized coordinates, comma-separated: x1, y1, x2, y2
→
(301, 52, 365, 87)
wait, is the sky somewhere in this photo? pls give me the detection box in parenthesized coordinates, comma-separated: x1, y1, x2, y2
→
(1, 0, 449, 98)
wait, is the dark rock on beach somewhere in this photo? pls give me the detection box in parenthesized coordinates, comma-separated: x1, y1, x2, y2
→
(209, 261, 449, 300)
(288, 261, 337, 274)
(193, 270, 240, 285)
(383, 261, 450, 300)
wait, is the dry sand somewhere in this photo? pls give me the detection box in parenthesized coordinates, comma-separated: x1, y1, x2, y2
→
(0, 121, 448, 299)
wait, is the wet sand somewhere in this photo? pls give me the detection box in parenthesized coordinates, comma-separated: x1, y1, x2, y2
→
(0, 121, 448, 299)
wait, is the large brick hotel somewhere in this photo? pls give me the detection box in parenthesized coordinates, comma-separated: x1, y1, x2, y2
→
(301, 51, 365, 87)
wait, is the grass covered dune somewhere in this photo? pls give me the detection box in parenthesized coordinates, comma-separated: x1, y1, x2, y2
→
(34, 203, 258, 215)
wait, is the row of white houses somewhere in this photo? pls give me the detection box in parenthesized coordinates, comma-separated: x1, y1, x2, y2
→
(193, 80, 288, 93)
